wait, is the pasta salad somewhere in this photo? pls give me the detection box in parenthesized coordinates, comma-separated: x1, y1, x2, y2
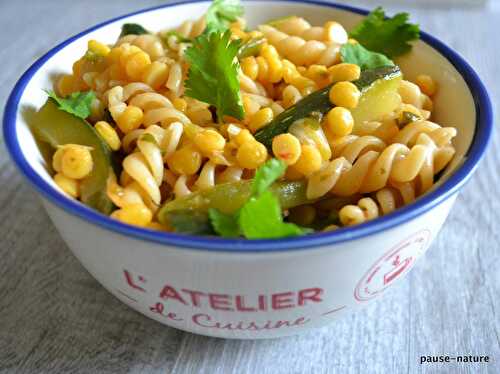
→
(31, 1, 457, 239)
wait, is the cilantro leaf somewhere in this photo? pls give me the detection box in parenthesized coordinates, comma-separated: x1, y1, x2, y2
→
(238, 191, 306, 239)
(120, 23, 150, 37)
(251, 158, 286, 196)
(207, 159, 308, 239)
(349, 7, 419, 58)
(340, 43, 394, 71)
(46, 90, 96, 120)
(184, 30, 244, 121)
(205, 0, 244, 33)
(208, 208, 241, 237)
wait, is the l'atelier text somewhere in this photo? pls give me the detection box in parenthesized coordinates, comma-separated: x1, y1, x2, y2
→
(158, 284, 324, 312)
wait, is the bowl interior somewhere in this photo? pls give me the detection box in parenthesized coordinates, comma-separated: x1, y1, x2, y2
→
(11, 0, 476, 223)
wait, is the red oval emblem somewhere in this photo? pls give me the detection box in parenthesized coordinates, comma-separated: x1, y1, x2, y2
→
(354, 230, 431, 302)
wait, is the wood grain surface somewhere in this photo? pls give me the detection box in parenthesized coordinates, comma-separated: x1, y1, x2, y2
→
(0, 1, 498, 373)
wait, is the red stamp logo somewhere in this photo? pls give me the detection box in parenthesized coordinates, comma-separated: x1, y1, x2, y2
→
(354, 230, 431, 302)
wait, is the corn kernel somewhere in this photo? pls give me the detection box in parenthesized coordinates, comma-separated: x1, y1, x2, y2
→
(167, 145, 202, 175)
(125, 51, 151, 81)
(58, 144, 93, 179)
(305, 65, 330, 85)
(111, 204, 153, 227)
(234, 129, 255, 146)
(243, 96, 260, 117)
(339, 205, 364, 226)
(261, 44, 283, 83)
(236, 141, 268, 169)
(54, 173, 80, 198)
(186, 107, 213, 125)
(116, 105, 144, 133)
(282, 85, 302, 108)
(241, 57, 259, 81)
(248, 107, 273, 133)
(272, 133, 301, 165)
(194, 129, 226, 155)
(329, 81, 360, 109)
(328, 63, 361, 83)
(141, 61, 169, 89)
(52, 147, 64, 173)
(72, 59, 85, 77)
(107, 46, 123, 65)
(56, 74, 76, 97)
(119, 45, 142, 66)
(324, 21, 348, 44)
(288, 205, 316, 226)
(88, 40, 110, 57)
(325, 106, 354, 136)
(95, 121, 121, 151)
(172, 97, 187, 112)
(415, 74, 437, 96)
(293, 144, 322, 175)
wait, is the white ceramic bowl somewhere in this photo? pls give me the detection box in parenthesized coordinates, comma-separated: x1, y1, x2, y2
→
(3, 0, 493, 339)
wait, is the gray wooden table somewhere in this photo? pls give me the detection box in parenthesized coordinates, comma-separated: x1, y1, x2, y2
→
(0, 1, 499, 373)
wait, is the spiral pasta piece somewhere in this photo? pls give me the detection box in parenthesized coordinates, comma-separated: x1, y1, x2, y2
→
(338, 186, 415, 226)
(175, 16, 207, 39)
(259, 24, 342, 66)
(126, 88, 190, 126)
(329, 135, 387, 163)
(194, 161, 216, 190)
(289, 119, 332, 161)
(307, 131, 453, 200)
(216, 166, 244, 184)
(239, 71, 269, 96)
(174, 174, 192, 198)
(391, 120, 457, 147)
(106, 171, 157, 214)
(116, 34, 165, 61)
(272, 17, 348, 44)
(122, 129, 165, 205)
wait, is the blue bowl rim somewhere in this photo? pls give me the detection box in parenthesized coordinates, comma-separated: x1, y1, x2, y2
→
(3, 0, 493, 253)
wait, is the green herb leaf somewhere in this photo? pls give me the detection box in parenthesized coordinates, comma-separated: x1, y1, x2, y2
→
(238, 191, 306, 239)
(397, 111, 422, 128)
(46, 90, 96, 120)
(139, 133, 159, 146)
(237, 36, 265, 59)
(208, 208, 241, 237)
(349, 7, 419, 58)
(206, 158, 310, 239)
(340, 43, 394, 71)
(251, 158, 286, 197)
(120, 23, 150, 37)
(184, 30, 244, 121)
(205, 0, 244, 33)
(167, 210, 214, 235)
(84, 50, 103, 62)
